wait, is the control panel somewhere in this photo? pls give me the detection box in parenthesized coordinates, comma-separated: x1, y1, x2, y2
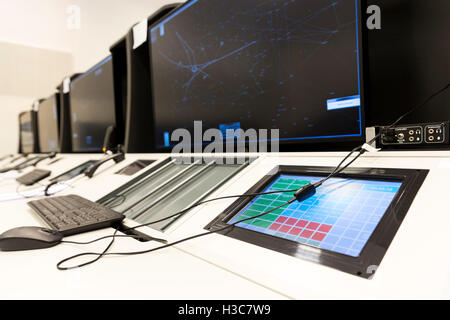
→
(366, 122, 449, 149)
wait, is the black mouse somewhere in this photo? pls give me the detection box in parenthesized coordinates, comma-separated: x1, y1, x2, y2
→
(0, 227, 63, 251)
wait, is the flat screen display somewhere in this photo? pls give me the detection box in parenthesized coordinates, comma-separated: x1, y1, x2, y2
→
(37, 95, 59, 153)
(70, 56, 116, 152)
(150, 0, 363, 149)
(19, 111, 34, 154)
(229, 174, 402, 257)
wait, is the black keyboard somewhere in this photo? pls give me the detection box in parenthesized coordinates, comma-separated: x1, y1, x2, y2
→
(27, 195, 125, 236)
(16, 169, 51, 186)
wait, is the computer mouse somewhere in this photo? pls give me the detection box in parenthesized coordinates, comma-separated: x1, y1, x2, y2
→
(0, 227, 63, 252)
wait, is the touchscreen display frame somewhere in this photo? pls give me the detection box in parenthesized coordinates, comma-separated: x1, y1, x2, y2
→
(206, 165, 428, 278)
(50, 160, 97, 183)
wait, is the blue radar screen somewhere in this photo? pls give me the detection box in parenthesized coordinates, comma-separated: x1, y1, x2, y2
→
(229, 175, 403, 257)
(150, 0, 363, 148)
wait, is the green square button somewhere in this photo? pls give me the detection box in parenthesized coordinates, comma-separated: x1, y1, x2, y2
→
(251, 219, 272, 229)
(272, 208, 286, 215)
(260, 213, 279, 222)
(272, 183, 290, 190)
(293, 180, 311, 187)
(255, 198, 272, 206)
(272, 200, 286, 207)
(248, 204, 266, 212)
(260, 194, 277, 200)
(278, 195, 293, 202)
(241, 209, 260, 218)
(278, 178, 294, 184)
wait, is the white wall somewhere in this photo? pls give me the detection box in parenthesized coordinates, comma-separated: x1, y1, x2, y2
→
(0, 0, 74, 52)
(69, 0, 176, 72)
(0, 40, 73, 154)
(0, 0, 177, 154)
(0, 0, 177, 71)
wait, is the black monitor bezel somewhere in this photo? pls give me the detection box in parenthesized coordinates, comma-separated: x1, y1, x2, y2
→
(18, 110, 37, 154)
(57, 73, 82, 153)
(69, 55, 116, 153)
(148, 0, 367, 152)
(205, 165, 428, 279)
(37, 93, 61, 153)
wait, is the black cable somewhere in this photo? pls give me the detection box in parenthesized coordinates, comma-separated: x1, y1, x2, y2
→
(61, 234, 139, 245)
(56, 199, 294, 270)
(380, 83, 449, 132)
(360, 83, 449, 151)
(57, 228, 119, 270)
(44, 181, 58, 197)
(17, 179, 73, 199)
(55, 82, 450, 270)
(314, 148, 365, 187)
(61, 234, 166, 245)
(106, 187, 300, 231)
(43, 173, 85, 197)
(314, 82, 450, 187)
(55, 187, 302, 266)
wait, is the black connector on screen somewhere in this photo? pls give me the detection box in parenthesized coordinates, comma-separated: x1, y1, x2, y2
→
(293, 183, 317, 203)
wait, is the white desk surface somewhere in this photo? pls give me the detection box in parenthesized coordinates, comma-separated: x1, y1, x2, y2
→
(0, 153, 284, 299)
(167, 151, 450, 299)
(0, 151, 449, 299)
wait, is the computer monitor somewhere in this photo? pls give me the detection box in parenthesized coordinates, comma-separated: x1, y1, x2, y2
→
(57, 73, 81, 153)
(19, 111, 36, 154)
(70, 56, 116, 152)
(149, 0, 364, 150)
(37, 94, 60, 153)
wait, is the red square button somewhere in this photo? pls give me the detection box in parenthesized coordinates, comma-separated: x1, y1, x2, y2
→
(279, 225, 291, 233)
(295, 220, 308, 228)
(300, 229, 313, 239)
(312, 232, 326, 241)
(318, 224, 332, 233)
(306, 222, 320, 230)
(286, 218, 298, 225)
(289, 227, 302, 236)
(276, 216, 287, 223)
(269, 223, 281, 231)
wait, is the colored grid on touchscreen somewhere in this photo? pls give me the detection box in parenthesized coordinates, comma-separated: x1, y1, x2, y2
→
(229, 175, 402, 257)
